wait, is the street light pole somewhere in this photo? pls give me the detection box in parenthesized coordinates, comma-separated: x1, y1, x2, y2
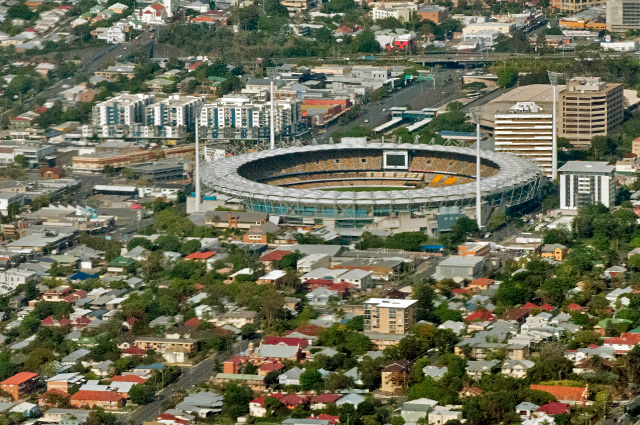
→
(548, 71, 561, 180)
(194, 111, 201, 213)
(471, 107, 482, 229)
(270, 80, 275, 150)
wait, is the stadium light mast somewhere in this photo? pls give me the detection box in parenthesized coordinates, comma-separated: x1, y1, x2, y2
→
(270, 80, 275, 150)
(471, 107, 483, 229)
(194, 112, 201, 213)
(548, 71, 561, 180)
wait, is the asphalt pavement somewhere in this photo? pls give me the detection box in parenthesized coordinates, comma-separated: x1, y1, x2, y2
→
(122, 340, 249, 424)
(319, 70, 461, 142)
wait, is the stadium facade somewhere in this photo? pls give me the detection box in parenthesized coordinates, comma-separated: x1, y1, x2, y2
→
(202, 143, 544, 232)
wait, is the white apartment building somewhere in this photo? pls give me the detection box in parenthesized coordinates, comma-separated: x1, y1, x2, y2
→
(199, 96, 305, 141)
(92, 93, 156, 127)
(145, 95, 203, 133)
(559, 161, 615, 209)
(371, 2, 417, 22)
(494, 102, 553, 176)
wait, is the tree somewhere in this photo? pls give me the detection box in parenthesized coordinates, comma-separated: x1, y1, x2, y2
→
(180, 239, 201, 256)
(155, 234, 181, 252)
(413, 280, 436, 322)
(300, 369, 323, 391)
(7, 202, 21, 220)
(629, 255, 640, 272)
(322, 0, 355, 12)
(13, 154, 26, 168)
(264, 0, 289, 16)
(129, 384, 156, 404)
(497, 67, 518, 88)
(127, 237, 153, 251)
(222, 383, 253, 419)
(8, 3, 33, 19)
(31, 195, 51, 211)
(352, 30, 381, 54)
(86, 409, 117, 425)
(102, 165, 115, 177)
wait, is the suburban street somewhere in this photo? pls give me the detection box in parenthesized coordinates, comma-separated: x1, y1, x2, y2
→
(121, 340, 250, 424)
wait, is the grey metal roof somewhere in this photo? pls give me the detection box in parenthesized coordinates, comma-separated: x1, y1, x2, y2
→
(202, 143, 542, 208)
(558, 161, 614, 174)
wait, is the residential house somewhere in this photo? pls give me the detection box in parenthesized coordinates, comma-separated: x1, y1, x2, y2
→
(279, 367, 304, 386)
(428, 406, 463, 425)
(400, 398, 438, 422)
(381, 360, 410, 393)
(501, 359, 534, 378)
(422, 365, 448, 380)
(540, 244, 568, 261)
(529, 385, 588, 406)
(466, 360, 500, 379)
(69, 390, 125, 410)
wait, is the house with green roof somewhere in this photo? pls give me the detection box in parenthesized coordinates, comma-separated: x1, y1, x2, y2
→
(107, 256, 136, 273)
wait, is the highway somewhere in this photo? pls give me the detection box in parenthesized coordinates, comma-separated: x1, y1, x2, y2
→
(121, 339, 249, 424)
(319, 70, 461, 142)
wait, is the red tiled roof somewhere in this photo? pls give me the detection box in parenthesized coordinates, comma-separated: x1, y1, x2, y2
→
(540, 304, 555, 311)
(71, 390, 124, 402)
(310, 393, 340, 404)
(521, 302, 538, 310)
(530, 385, 587, 403)
(264, 337, 309, 348)
(286, 325, 325, 337)
(281, 394, 306, 406)
(311, 414, 340, 424)
(465, 387, 483, 396)
(260, 250, 294, 262)
(305, 279, 335, 287)
(195, 283, 205, 290)
(567, 303, 584, 311)
(184, 317, 200, 328)
(39, 389, 70, 399)
(150, 3, 165, 10)
(41, 316, 55, 326)
(251, 393, 284, 406)
(452, 288, 469, 294)
(259, 362, 285, 372)
(110, 375, 147, 384)
(185, 251, 216, 260)
(603, 332, 640, 346)
(469, 278, 494, 287)
(465, 310, 495, 322)
(122, 347, 147, 355)
(537, 402, 571, 415)
(1, 372, 37, 385)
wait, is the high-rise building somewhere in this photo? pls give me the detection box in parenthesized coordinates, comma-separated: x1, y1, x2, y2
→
(363, 298, 417, 335)
(559, 77, 624, 148)
(145, 95, 203, 133)
(92, 93, 155, 127)
(559, 161, 615, 209)
(199, 96, 305, 141)
(607, 0, 640, 31)
(494, 102, 553, 176)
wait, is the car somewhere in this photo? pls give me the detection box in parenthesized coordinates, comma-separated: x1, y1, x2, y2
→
(383, 108, 387, 112)
(364, 119, 369, 123)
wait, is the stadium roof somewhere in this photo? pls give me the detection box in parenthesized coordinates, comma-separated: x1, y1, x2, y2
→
(202, 143, 542, 208)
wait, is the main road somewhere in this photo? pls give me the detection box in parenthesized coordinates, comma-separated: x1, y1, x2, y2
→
(121, 340, 249, 425)
(318, 70, 461, 142)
